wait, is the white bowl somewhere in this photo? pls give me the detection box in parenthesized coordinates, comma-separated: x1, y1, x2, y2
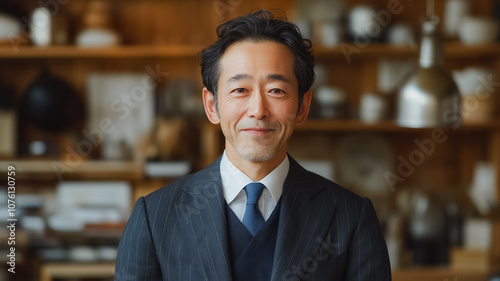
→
(0, 13, 21, 40)
(458, 16, 498, 45)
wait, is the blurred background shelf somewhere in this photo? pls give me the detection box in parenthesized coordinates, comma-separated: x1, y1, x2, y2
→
(39, 263, 115, 281)
(298, 119, 500, 132)
(315, 42, 500, 59)
(392, 267, 490, 281)
(0, 45, 204, 59)
(0, 160, 143, 180)
(1, 43, 500, 59)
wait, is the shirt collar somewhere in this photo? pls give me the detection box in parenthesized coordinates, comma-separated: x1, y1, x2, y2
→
(220, 150, 289, 205)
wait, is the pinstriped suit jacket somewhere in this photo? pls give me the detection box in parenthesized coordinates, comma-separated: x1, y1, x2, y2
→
(114, 154, 391, 281)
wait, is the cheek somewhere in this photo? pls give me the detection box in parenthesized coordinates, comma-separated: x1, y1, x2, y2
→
(218, 104, 242, 126)
(272, 99, 298, 121)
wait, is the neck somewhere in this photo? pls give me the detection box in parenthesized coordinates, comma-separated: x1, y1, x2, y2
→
(225, 141, 287, 181)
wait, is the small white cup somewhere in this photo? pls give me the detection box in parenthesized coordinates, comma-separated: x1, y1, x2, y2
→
(458, 16, 499, 45)
(321, 21, 344, 47)
(387, 23, 415, 46)
(315, 86, 347, 119)
(359, 93, 386, 123)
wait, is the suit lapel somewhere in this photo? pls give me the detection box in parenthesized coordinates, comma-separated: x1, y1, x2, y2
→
(271, 155, 337, 281)
(174, 157, 232, 281)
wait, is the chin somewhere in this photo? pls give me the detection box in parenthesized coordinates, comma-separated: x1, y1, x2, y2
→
(237, 145, 279, 162)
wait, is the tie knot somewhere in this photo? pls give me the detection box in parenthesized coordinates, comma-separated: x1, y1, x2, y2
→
(244, 182, 266, 205)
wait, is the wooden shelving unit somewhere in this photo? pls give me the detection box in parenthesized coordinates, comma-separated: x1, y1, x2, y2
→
(315, 42, 500, 59)
(39, 263, 115, 281)
(0, 160, 143, 180)
(392, 267, 489, 281)
(298, 119, 500, 132)
(1, 42, 500, 59)
(0, 45, 204, 59)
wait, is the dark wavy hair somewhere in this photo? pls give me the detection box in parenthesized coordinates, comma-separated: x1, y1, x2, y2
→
(200, 10, 315, 113)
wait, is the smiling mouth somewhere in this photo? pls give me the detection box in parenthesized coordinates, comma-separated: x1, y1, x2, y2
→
(241, 128, 275, 135)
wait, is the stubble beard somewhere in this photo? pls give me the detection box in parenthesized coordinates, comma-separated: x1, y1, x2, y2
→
(236, 142, 280, 162)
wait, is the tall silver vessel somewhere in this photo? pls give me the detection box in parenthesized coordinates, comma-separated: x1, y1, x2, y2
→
(396, 18, 461, 128)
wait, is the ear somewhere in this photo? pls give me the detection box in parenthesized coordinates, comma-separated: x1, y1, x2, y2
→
(202, 87, 220, 124)
(295, 90, 312, 126)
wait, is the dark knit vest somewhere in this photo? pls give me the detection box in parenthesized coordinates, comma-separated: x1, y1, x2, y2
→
(225, 199, 281, 281)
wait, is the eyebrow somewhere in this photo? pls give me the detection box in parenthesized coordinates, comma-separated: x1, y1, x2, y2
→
(227, 73, 252, 82)
(226, 73, 291, 84)
(266, 74, 291, 84)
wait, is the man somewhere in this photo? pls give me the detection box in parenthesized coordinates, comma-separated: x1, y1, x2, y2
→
(115, 10, 391, 281)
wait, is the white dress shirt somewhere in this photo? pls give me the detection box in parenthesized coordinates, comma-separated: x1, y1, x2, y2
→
(220, 150, 290, 222)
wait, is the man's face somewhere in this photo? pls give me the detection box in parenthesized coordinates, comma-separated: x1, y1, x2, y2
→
(203, 40, 311, 163)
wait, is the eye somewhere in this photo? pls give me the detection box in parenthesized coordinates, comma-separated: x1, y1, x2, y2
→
(231, 88, 248, 94)
(269, 88, 286, 95)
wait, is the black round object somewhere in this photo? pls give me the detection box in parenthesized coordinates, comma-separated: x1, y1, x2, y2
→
(20, 70, 84, 132)
(0, 85, 15, 110)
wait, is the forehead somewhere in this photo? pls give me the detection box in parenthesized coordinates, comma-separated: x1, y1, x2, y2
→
(218, 40, 296, 83)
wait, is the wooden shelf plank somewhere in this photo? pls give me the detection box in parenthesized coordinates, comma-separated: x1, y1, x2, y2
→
(295, 119, 500, 132)
(1, 43, 499, 59)
(314, 44, 417, 59)
(0, 45, 204, 59)
(392, 266, 490, 281)
(315, 42, 500, 59)
(40, 263, 115, 281)
(444, 42, 500, 58)
(0, 160, 143, 180)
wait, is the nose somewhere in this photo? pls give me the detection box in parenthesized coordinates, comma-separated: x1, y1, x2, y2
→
(247, 90, 270, 119)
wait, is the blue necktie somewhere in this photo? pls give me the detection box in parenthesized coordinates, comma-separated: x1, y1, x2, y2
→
(242, 182, 266, 236)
